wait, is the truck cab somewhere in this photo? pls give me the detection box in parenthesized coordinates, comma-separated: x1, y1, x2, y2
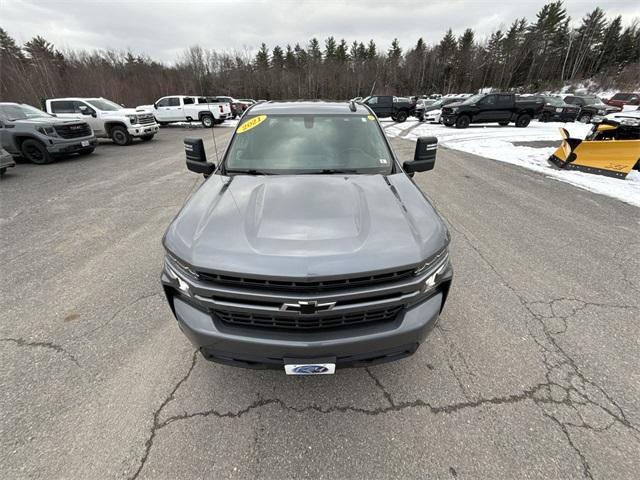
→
(149, 96, 231, 127)
(44, 97, 158, 146)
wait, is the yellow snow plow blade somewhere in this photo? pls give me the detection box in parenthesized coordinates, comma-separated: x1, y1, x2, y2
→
(549, 127, 639, 179)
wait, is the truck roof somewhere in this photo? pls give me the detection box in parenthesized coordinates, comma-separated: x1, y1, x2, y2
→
(248, 101, 371, 115)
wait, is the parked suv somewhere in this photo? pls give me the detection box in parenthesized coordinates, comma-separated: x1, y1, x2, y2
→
(533, 95, 580, 122)
(162, 101, 452, 374)
(44, 97, 158, 145)
(0, 102, 97, 164)
(563, 95, 620, 123)
(145, 96, 232, 127)
(441, 93, 544, 128)
(605, 92, 639, 109)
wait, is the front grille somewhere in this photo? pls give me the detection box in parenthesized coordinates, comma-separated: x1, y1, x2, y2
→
(197, 268, 415, 292)
(137, 113, 155, 125)
(54, 123, 92, 139)
(213, 305, 403, 330)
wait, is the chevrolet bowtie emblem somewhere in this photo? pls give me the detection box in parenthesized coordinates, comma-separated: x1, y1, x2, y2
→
(280, 300, 336, 314)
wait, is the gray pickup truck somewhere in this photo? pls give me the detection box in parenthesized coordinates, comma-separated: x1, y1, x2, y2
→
(0, 102, 97, 164)
(161, 101, 453, 375)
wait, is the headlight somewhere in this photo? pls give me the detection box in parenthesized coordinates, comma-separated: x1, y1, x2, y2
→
(619, 118, 640, 127)
(165, 254, 199, 296)
(37, 126, 59, 137)
(450, 107, 458, 113)
(126, 114, 138, 124)
(597, 110, 605, 115)
(414, 249, 449, 276)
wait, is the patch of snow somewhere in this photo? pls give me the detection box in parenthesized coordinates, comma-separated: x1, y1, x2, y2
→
(385, 119, 640, 207)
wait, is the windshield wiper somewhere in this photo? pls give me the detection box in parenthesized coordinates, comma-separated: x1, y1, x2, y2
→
(225, 168, 275, 175)
(306, 168, 362, 174)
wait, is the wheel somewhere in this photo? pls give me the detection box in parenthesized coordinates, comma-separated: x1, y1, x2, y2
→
(538, 113, 549, 123)
(499, 121, 510, 126)
(201, 114, 214, 128)
(110, 126, 132, 145)
(391, 115, 398, 121)
(21, 139, 53, 164)
(395, 111, 408, 123)
(578, 113, 591, 124)
(78, 147, 95, 156)
(140, 134, 155, 141)
(418, 113, 425, 122)
(455, 115, 470, 128)
(515, 114, 531, 127)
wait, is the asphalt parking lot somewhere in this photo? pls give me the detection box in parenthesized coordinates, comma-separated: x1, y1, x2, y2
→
(1, 125, 639, 479)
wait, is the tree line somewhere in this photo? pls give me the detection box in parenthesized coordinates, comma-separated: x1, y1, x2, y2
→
(1, 1, 639, 107)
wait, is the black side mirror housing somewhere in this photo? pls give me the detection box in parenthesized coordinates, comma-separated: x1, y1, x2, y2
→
(184, 138, 215, 176)
(403, 136, 437, 175)
(153, 103, 158, 109)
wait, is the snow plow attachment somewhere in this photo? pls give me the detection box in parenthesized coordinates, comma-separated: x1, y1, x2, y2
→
(548, 125, 639, 179)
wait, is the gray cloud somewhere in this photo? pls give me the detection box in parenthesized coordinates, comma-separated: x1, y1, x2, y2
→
(2, 0, 639, 62)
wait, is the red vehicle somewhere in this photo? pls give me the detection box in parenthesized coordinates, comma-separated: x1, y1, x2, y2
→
(605, 92, 639, 109)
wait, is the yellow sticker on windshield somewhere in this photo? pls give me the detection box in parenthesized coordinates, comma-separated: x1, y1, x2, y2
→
(367, 115, 375, 120)
(237, 115, 267, 133)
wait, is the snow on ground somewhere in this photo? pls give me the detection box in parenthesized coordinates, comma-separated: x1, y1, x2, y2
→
(381, 119, 640, 207)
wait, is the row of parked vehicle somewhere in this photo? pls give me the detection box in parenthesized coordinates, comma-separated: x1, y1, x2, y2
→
(0, 95, 257, 170)
(358, 91, 638, 128)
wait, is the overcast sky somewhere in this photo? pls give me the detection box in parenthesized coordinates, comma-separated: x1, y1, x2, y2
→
(2, 0, 639, 62)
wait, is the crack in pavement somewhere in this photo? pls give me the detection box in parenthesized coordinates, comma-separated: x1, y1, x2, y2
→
(0, 337, 80, 367)
(127, 350, 199, 480)
(446, 218, 640, 479)
(70, 292, 162, 342)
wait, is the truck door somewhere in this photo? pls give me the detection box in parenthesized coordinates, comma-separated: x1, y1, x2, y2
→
(378, 96, 394, 116)
(75, 101, 104, 135)
(495, 94, 513, 122)
(475, 94, 500, 122)
(155, 97, 182, 121)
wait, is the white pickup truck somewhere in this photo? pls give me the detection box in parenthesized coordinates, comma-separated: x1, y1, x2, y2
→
(44, 97, 159, 145)
(143, 96, 232, 128)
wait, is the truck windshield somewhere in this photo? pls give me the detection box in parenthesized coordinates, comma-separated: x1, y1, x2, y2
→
(543, 96, 564, 106)
(461, 94, 485, 104)
(583, 96, 605, 106)
(225, 114, 393, 175)
(86, 99, 122, 111)
(0, 104, 51, 121)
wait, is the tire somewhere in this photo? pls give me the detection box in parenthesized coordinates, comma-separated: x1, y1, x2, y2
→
(110, 126, 132, 146)
(21, 139, 53, 164)
(515, 114, 531, 128)
(0, 167, 6, 177)
(78, 147, 95, 156)
(140, 134, 155, 141)
(201, 114, 214, 128)
(395, 111, 408, 123)
(538, 113, 549, 123)
(499, 121, 510, 126)
(455, 115, 470, 129)
(578, 113, 591, 124)
(418, 113, 425, 122)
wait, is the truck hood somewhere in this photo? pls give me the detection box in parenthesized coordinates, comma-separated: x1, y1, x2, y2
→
(164, 173, 448, 278)
(10, 116, 88, 126)
(103, 107, 152, 116)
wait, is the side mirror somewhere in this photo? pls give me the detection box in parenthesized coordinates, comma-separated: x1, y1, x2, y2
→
(184, 138, 215, 176)
(153, 103, 158, 109)
(403, 136, 437, 176)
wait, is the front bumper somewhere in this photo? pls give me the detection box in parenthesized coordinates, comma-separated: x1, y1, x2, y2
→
(161, 257, 452, 369)
(170, 292, 443, 369)
(47, 137, 98, 154)
(128, 123, 159, 137)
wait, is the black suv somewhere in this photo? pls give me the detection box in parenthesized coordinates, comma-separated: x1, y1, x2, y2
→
(161, 101, 453, 374)
(534, 96, 580, 122)
(563, 95, 620, 123)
